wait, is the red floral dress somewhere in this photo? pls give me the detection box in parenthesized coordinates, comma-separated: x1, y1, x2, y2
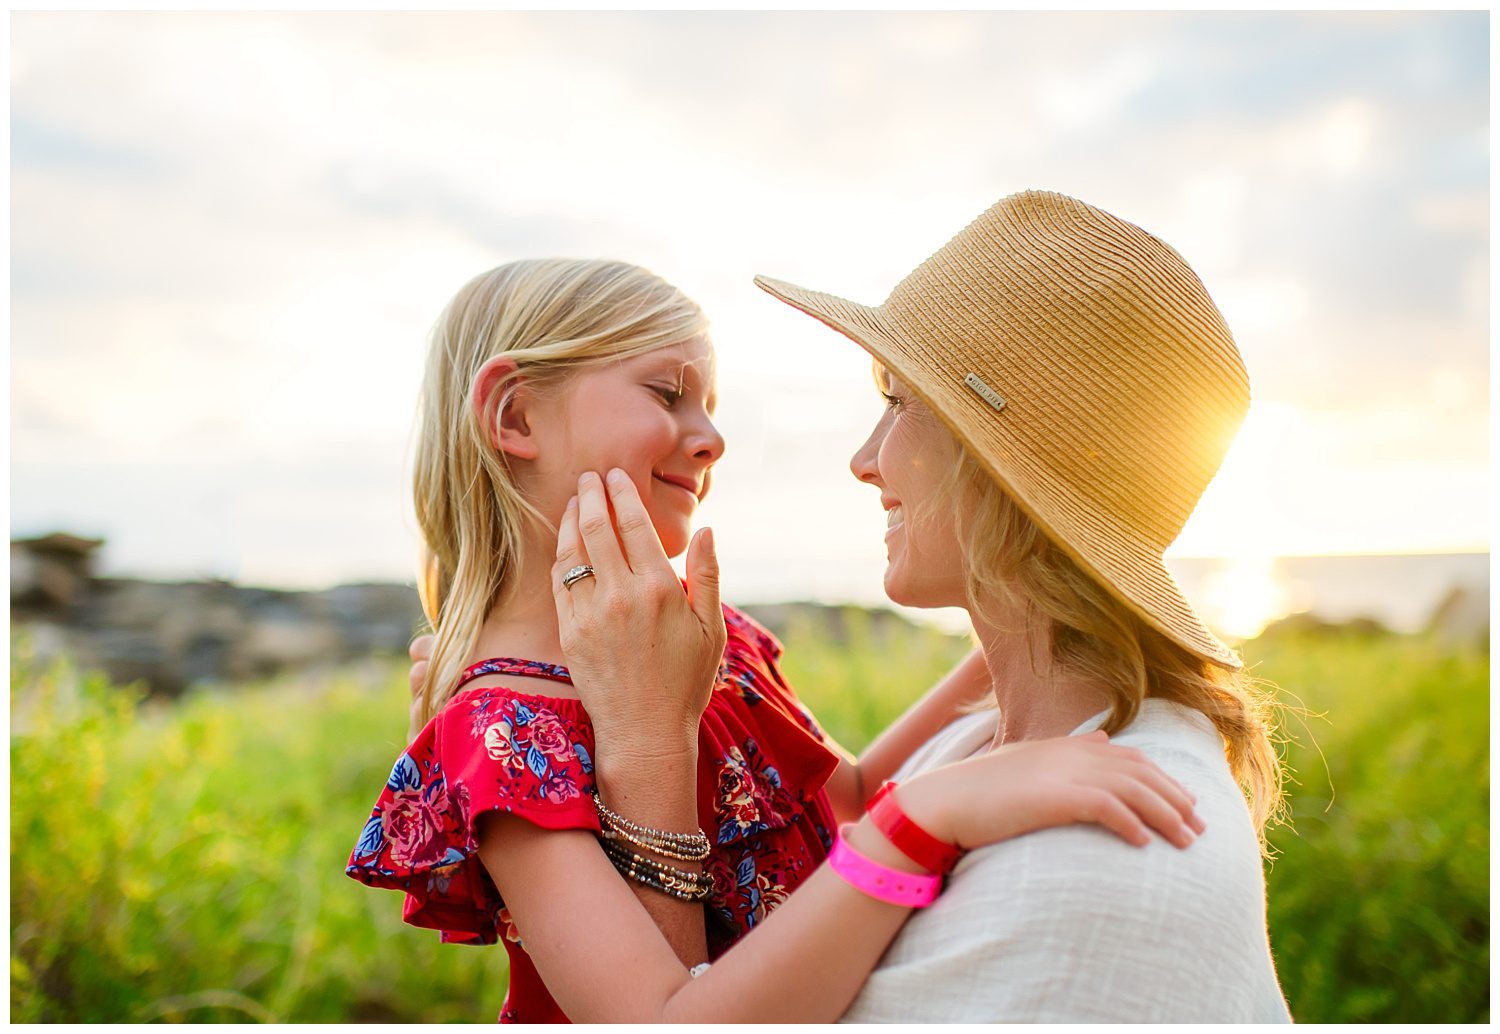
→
(346, 605, 840, 1023)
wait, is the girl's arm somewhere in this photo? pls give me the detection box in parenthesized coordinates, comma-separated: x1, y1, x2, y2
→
(401, 656, 711, 968)
(479, 731, 1203, 1023)
(818, 647, 991, 822)
(476, 806, 915, 1022)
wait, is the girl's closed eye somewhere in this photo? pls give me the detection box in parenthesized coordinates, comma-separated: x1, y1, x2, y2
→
(881, 391, 902, 411)
(650, 382, 684, 406)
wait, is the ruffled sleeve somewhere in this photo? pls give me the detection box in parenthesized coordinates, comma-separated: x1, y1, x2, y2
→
(700, 606, 840, 848)
(345, 688, 599, 944)
(721, 604, 832, 745)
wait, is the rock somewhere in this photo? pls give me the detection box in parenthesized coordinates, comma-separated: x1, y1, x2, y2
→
(12, 535, 426, 697)
(1426, 585, 1489, 648)
(10, 534, 103, 616)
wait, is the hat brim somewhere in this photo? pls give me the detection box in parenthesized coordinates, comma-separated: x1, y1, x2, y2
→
(753, 273, 1241, 670)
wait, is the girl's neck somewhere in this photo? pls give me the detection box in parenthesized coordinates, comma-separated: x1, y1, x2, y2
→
(969, 603, 1111, 749)
(471, 528, 568, 667)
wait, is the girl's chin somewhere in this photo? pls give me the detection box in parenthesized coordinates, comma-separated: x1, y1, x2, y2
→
(650, 518, 692, 560)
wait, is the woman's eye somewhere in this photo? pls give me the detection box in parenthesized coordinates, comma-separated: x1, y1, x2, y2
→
(881, 391, 902, 411)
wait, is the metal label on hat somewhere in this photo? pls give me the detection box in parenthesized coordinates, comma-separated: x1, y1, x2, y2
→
(963, 373, 1006, 412)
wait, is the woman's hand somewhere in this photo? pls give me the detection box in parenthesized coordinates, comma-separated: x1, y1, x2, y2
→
(551, 468, 726, 766)
(407, 635, 433, 742)
(897, 731, 1205, 852)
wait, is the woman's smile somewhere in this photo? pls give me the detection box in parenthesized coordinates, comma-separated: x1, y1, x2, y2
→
(884, 501, 905, 537)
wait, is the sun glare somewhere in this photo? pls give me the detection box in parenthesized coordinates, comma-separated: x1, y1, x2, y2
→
(1192, 554, 1294, 641)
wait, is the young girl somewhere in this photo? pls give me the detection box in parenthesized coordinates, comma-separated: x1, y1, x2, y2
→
(346, 258, 1203, 1022)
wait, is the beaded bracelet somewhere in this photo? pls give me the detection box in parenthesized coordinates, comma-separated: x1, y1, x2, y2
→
(600, 822, 711, 862)
(593, 792, 711, 860)
(600, 836, 713, 902)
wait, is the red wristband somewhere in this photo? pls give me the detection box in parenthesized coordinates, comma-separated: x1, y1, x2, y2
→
(865, 781, 963, 875)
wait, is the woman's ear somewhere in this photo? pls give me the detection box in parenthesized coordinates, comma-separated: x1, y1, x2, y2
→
(470, 356, 540, 460)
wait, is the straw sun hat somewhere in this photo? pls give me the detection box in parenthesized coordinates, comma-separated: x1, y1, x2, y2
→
(755, 190, 1248, 669)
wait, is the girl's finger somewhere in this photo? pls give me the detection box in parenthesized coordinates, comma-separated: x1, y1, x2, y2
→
(1127, 762, 1204, 833)
(1087, 793, 1151, 848)
(575, 471, 630, 581)
(1112, 777, 1197, 849)
(408, 634, 435, 663)
(603, 468, 672, 574)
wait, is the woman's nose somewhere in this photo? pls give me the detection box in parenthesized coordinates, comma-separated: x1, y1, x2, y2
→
(850, 421, 884, 485)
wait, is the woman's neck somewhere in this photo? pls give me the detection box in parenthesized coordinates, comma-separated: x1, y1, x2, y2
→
(970, 604, 1111, 748)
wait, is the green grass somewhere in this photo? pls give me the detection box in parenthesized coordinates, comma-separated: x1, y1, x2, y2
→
(10, 646, 504, 1023)
(10, 620, 1489, 1022)
(1247, 628, 1490, 1023)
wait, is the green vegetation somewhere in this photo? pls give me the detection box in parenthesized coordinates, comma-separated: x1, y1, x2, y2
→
(1247, 627, 1490, 1023)
(10, 619, 1489, 1022)
(10, 647, 502, 1023)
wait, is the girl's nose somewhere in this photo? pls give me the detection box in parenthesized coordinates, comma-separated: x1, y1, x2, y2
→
(691, 416, 726, 464)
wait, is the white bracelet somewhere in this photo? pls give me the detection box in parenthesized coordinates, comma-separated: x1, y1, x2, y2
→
(689, 962, 711, 978)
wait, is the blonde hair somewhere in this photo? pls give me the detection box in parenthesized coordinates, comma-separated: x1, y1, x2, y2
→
(934, 443, 1285, 846)
(412, 259, 708, 725)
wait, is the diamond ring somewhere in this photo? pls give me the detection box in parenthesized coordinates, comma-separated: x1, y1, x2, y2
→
(562, 564, 596, 590)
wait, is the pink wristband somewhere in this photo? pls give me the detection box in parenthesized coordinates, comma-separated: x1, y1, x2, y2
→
(827, 824, 942, 908)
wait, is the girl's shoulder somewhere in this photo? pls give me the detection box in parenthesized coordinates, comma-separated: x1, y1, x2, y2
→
(715, 602, 827, 742)
(431, 657, 593, 747)
(721, 602, 784, 662)
(428, 675, 598, 817)
(347, 667, 602, 944)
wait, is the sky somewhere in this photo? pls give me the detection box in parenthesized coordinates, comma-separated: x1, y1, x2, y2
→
(10, 10, 1490, 630)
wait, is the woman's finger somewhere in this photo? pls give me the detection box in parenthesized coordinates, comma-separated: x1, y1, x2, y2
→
(575, 471, 631, 580)
(603, 468, 672, 574)
(408, 659, 430, 697)
(408, 634, 434, 664)
(685, 526, 722, 631)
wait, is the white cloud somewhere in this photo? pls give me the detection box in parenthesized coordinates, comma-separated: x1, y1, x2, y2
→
(10, 11, 1490, 593)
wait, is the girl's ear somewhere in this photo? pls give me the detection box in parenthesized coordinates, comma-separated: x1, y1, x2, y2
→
(471, 356, 540, 460)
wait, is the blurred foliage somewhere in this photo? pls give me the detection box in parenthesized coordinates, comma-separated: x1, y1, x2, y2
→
(10, 641, 501, 1023)
(10, 617, 1489, 1022)
(1245, 627, 1490, 1023)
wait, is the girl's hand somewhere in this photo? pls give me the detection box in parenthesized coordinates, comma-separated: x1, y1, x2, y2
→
(551, 468, 727, 763)
(898, 731, 1205, 852)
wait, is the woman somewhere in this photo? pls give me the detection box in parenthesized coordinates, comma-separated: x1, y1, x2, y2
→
(557, 190, 1291, 1021)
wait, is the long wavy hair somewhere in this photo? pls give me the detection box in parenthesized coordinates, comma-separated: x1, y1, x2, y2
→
(412, 259, 708, 726)
(921, 398, 1285, 848)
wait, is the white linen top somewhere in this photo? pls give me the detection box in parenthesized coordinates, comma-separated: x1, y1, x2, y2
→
(840, 699, 1291, 1023)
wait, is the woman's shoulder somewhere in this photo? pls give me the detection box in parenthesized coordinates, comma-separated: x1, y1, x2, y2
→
(894, 710, 1000, 780)
(1085, 698, 1222, 752)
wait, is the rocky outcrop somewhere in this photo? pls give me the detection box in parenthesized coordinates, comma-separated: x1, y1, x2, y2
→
(12, 536, 425, 696)
(10, 533, 103, 615)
